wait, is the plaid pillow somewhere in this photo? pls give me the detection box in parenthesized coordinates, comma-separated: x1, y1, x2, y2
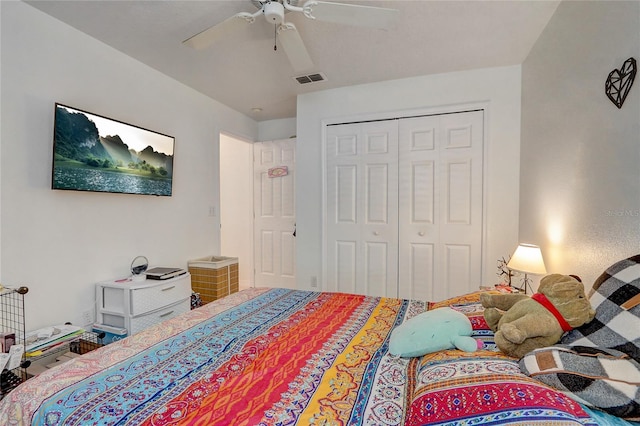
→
(520, 345, 640, 420)
(520, 254, 640, 420)
(561, 254, 640, 362)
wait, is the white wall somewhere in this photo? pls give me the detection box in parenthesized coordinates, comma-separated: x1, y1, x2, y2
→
(258, 118, 297, 141)
(220, 133, 254, 289)
(296, 66, 522, 291)
(520, 0, 640, 288)
(0, 2, 257, 330)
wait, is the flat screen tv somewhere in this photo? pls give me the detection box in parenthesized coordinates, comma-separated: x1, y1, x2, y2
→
(51, 103, 175, 196)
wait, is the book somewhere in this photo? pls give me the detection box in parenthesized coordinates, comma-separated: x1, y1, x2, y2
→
(145, 267, 186, 280)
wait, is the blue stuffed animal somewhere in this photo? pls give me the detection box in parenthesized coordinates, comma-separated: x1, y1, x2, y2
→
(389, 307, 481, 357)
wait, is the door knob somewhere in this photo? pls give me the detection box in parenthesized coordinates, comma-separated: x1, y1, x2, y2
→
(418, 231, 425, 236)
(373, 231, 379, 236)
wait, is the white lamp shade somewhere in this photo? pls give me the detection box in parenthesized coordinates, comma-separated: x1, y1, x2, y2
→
(507, 244, 547, 275)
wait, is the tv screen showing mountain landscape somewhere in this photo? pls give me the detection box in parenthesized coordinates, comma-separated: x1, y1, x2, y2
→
(52, 104, 174, 196)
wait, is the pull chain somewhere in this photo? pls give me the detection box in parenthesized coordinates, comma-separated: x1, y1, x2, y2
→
(274, 25, 277, 51)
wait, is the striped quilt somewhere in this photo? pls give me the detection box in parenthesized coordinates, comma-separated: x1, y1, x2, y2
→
(0, 288, 620, 425)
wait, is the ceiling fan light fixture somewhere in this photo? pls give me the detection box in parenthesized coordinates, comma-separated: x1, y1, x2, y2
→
(184, 0, 399, 72)
(264, 2, 285, 25)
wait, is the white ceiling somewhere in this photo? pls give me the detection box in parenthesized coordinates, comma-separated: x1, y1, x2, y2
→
(25, 0, 560, 122)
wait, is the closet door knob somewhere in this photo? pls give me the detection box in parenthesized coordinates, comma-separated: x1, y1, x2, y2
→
(418, 231, 425, 236)
(373, 231, 379, 236)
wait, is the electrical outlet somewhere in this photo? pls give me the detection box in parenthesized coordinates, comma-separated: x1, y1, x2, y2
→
(310, 276, 318, 288)
(81, 309, 94, 326)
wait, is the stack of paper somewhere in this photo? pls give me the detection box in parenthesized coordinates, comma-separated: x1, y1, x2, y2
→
(24, 325, 85, 357)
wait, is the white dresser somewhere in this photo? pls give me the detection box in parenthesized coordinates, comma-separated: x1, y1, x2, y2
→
(96, 273, 192, 336)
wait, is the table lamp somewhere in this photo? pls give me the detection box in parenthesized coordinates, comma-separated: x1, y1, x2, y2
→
(507, 244, 546, 294)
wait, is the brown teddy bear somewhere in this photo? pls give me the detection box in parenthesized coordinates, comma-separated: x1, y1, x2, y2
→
(480, 274, 595, 359)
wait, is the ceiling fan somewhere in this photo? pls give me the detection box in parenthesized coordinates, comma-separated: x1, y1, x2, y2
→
(183, 0, 399, 73)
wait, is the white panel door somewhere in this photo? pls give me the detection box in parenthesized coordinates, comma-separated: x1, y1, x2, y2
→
(398, 111, 483, 301)
(253, 139, 296, 288)
(325, 121, 399, 297)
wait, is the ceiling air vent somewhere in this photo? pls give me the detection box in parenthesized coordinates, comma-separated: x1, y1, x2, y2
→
(294, 72, 327, 85)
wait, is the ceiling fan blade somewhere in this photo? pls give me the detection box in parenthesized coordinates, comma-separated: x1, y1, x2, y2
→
(302, 1, 399, 29)
(277, 23, 314, 72)
(183, 12, 259, 50)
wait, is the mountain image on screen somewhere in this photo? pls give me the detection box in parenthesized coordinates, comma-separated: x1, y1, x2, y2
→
(52, 104, 174, 196)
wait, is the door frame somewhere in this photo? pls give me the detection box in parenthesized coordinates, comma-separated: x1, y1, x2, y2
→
(220, 132, 255, 290)
(320, 102, 491, 293)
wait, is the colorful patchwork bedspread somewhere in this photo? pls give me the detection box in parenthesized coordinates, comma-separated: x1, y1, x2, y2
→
(0, 288, 626, 425)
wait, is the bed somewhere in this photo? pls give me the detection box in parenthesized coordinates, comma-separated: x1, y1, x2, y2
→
(0, 286, 637, 425)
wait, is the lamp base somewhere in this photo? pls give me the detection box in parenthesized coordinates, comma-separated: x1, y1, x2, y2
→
(512, 273, 533, 294)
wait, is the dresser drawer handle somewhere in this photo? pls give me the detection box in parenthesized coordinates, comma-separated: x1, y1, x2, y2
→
(159, 310, 174, 318)
(161, 286, 176, 291)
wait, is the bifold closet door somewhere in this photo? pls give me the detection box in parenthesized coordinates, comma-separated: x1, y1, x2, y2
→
(325, 121, 399, 297)
(398, 111, 483, 301)
(325, 111, 483, 299)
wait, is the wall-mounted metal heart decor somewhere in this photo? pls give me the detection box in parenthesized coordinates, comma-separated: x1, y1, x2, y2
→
(605, 57, 636, 109)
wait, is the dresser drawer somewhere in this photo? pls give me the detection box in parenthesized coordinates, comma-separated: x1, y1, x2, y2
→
(96, 273, 192, 337)
(129, 298, 190, 335)
(130, 275, 191, 316)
